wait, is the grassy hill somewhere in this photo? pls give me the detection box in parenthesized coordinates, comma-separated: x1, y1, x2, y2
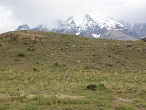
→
(0, 30, 146, 110)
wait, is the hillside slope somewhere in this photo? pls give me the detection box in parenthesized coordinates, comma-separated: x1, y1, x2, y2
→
(0, 30, 145, 72)
(0, 30, 146, 110)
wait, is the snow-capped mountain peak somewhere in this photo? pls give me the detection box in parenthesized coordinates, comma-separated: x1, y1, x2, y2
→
(81, 14, 97, 26)
(83, 14, 95, 22)
(75, 14, 98, 33)
(64, 16, 76, 28)
(32, 24, 48, 31)
(16, 24, 30, 30)
(16, 14, 140, 40)
(65, 16, 74, 24)
(95, 17, 125, 30)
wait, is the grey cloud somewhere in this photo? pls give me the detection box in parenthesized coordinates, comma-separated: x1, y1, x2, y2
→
(0, 0, 146, 33)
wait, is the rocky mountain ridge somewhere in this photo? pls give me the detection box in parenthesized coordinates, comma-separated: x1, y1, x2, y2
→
(16, 14, 145, 41)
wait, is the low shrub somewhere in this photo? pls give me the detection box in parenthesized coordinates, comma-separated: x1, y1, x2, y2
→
(17, 53, 25, 57)
(86, 84, 106, 91)
(86, 84, 97, 91)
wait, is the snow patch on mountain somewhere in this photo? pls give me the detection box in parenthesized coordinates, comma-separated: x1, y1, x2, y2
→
(76, 32, 80, 35)
(92, 34, 101, 38)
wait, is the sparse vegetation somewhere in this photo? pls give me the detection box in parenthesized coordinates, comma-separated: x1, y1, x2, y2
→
(0, 30, 146, 109)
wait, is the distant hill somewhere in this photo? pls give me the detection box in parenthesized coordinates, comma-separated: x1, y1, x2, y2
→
(133, 23, 146, 37)
(0, 30, 146, 72)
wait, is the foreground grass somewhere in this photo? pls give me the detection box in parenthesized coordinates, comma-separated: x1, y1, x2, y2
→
(0, 30, 146, 109)
(0, 69, 146, 110)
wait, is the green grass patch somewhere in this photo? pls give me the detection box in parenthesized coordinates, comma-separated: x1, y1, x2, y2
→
(0, 30, 146, 109)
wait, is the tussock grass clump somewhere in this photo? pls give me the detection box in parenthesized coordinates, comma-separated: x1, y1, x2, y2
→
(86, 84, 107, 91)
(17, 53, 25, 57)
(53, 62, 60, 67)
(86, 84, 97, 91)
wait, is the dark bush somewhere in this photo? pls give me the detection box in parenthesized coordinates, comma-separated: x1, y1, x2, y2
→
(86, 84, 97, 91)
(17, 53, 25, 57)
(86, 84, 106, 91)
(53, 62, 60, 66)
(33, 68, 37, 71)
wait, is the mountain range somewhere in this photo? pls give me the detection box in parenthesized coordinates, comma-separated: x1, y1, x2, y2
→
(16, 14, 146, 41)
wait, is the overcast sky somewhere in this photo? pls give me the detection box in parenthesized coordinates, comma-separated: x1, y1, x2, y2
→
(0, 0, 146, 33)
